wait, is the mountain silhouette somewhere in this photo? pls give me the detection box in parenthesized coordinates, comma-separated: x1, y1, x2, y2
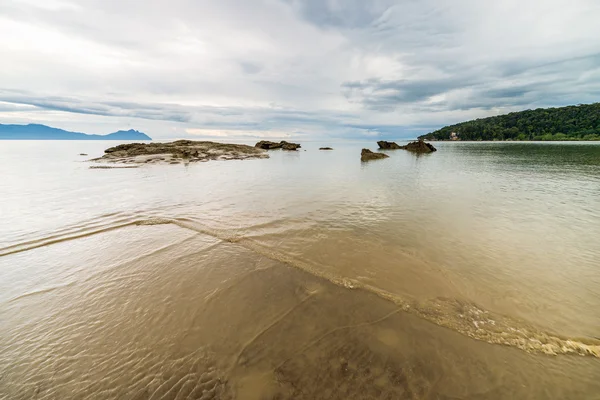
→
(0, 124, 152, 140)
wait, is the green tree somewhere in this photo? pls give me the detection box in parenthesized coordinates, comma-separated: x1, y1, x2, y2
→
(419, 103, 600, 141)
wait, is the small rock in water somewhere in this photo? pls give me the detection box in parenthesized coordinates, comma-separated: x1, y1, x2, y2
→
(319, 147, 334, 150)
(254, 141, 281, 149)
(255, 140, 301, 151)
(399, 140, 437, 153)
(281, 141, 301, 151)
(79, 153, 88, 156)
(361, 149, 389, 162)
(377, 141, 401, 149)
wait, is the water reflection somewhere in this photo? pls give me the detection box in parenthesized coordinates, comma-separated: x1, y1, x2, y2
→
(1, 141, 599, 398)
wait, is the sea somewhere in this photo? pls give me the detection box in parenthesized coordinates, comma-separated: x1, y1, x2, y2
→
(1, 140, 599, 399)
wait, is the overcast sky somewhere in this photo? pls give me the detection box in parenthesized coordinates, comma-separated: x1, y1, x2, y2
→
(1, 0, 599, 139)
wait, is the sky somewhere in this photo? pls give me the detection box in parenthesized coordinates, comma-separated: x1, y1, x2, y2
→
(1, 0, 599, 140)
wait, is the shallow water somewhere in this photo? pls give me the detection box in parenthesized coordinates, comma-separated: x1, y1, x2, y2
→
(1, 140, 599, 399)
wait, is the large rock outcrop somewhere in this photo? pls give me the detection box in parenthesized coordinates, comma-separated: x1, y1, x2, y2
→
(377, 141, 402, 149)
(91, 140, 269, 166)
(400, 140, 437, 153)
(255, 140, 301, 151)
(361, 149, 389, 162)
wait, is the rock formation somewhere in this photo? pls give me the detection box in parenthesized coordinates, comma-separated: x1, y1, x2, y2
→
(255, 140, 301, 151)
(319, 147, 333, 150)
(400, 140, 437, 153)
(91, 140, 269, 166)
(377, 140, 436, 153)
(361, 149, 389, 161)
(377, 141, 402, 149)
(281, 141, 301, 151)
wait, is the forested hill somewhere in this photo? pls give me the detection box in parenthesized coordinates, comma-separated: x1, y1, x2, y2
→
(419, 103, 600, 141)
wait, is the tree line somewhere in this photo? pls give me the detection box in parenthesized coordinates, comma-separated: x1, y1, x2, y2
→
(419, 103, 600, 141)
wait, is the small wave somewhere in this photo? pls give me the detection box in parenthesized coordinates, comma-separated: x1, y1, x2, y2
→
(3, 215, 599, 358)
(7, 282, 76, 303)
(135, 218, 174, 226)
(169, 218, 600, 359)
(0, 222, 138, 257)
(243, 245, 600, 358)
(0, 217, 176, 257)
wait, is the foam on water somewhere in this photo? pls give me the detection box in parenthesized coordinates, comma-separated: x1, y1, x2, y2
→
(167, 218, 600, 358)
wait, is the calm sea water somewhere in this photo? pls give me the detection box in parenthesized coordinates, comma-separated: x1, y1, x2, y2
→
(1, 140, 599, 399)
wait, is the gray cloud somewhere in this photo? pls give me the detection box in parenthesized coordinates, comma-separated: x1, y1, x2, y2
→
(283, 0, 395, 29)
(0, 0, 599, 138)
(0, 93, 193, 123)
(342, 51, 600, 113)
(0, 90, 373, 137)
(342, 76, 479, 110)
(239, 62, 263, 75)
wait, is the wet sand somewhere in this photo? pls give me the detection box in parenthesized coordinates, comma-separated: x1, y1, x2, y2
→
(1, 222, 599, 399)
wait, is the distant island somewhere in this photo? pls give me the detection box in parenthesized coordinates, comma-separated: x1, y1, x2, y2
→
(419, 103, 600, 141)
(0, 124, 151, 140)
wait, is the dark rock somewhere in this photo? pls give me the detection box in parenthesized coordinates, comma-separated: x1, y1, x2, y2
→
(361, 149, 389, 162)
(255, 140, 301, 150)
(281, 141, 301, 151)
(79, 153, 88, 156)
(400, 140, 437, 153)
(255, 141, 283, 150)
(94, 141, 268, 166)
(377, 141, 402, 149)
(319, 147, 334, 150)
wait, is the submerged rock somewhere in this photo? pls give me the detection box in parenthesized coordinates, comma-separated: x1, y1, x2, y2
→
(377, 141, 402, 149)
(319, 147, 334, 150)
(91, 140, 269, 166)
(400, 140, 437, 153)
(361, 149, 389, 162)
(255, 140, 301, 151)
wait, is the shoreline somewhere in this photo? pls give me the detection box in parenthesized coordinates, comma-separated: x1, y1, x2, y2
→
(2, 218, 599, 399)
(3, 215, 598, 358)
